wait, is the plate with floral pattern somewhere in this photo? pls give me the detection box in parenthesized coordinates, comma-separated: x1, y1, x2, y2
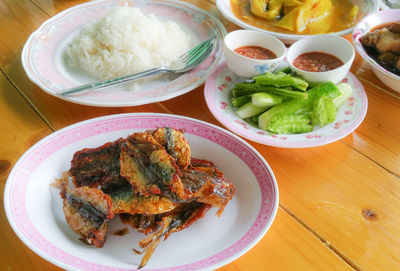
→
(204, 62, 368, 148)
(21, 0, 225, 107)
(4, 113, 278, 270)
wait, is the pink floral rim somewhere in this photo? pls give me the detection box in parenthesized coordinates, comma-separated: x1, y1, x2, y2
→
(5, 113, 278, 271)
(21, 0, 226, 107)
(204, 62, 368, 148)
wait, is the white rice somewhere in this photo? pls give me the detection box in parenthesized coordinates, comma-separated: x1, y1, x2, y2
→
(66, 7, 193, 80)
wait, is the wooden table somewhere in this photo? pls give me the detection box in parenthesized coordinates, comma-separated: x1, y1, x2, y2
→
(1, 1, 400, 270)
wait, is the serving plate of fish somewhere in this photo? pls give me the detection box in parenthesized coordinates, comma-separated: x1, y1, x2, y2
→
(21, 0, 226, 107)
(4, 113, 278, 270)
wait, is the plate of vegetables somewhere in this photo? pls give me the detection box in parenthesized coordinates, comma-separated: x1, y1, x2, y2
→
(204, 62, 368, 148)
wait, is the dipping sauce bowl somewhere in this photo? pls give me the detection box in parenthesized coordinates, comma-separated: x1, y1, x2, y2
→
(287, 35, 355, 85)
(223, 30, 286, 78)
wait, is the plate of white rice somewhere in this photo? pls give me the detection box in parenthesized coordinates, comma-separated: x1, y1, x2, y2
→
(21, 0, 226, 107)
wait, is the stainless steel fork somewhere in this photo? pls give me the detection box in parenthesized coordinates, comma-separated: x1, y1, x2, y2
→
(60, 39, 215, 96)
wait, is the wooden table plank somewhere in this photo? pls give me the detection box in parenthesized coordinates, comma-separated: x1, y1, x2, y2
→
(219, 209, 354, 271)
(0, 0, 49, 68)
(0, 73, 59, 271)
(160, 86, 222, 125)
(353, 59, 400, 100)
(2, 1, 400, 271)
(343, 66, 400, 176)
(252, 142, 400, 271)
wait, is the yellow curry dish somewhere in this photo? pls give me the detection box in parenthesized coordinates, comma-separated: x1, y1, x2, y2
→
(231, 0, 360, 35)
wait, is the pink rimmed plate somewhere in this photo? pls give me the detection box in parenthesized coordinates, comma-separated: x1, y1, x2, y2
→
(204, 62, 368, 148)
(4, 113, 278, 270)
(21, 0, 225, 107)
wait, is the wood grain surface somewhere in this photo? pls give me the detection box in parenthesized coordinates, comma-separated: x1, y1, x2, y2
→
(1, 1, 400, 271)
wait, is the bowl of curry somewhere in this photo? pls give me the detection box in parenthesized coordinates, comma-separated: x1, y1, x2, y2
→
(216, 0, 379, 44)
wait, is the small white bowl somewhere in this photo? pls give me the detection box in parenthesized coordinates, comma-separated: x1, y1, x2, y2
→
(352, 9, 400, 93)
(287, 35, 355, 85)
(223, 30, 286, 78)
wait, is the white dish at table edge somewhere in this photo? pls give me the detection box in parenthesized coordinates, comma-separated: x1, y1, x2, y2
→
(352, 9, 400, 93)
(4, 113, 278, 271)
(21, 0, 226, 107)
(216, 0, 379, 44)
(204, 62, 368, 148)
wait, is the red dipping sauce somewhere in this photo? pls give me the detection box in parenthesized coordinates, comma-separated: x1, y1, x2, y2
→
(234, 46, 277, 60)
(293, 52, 344, 72)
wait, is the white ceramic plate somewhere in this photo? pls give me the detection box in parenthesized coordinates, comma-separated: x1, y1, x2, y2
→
(204, 62, 368, 148)
(21, 0, 226, 107)
(4, 113, 278, 270)
(216, 0, 379, 44)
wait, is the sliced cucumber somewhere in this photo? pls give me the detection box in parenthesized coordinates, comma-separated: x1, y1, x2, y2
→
(251, 114, 260, 124)
(232, 95, 251, 107)
(268, 114, 313, 134)
(235, 102, 270, 119)
(333, 83, 352, 108)
(252, 93, 283, 107)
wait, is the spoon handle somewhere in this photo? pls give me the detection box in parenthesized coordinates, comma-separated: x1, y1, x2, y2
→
(60, 67, 165, 96)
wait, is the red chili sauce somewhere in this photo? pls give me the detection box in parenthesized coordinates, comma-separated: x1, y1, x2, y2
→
(234, 46, 277, 60)
(293, 52, 344, 72)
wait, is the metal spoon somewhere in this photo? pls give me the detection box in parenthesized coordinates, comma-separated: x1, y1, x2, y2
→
(60, 39, 215, 96)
